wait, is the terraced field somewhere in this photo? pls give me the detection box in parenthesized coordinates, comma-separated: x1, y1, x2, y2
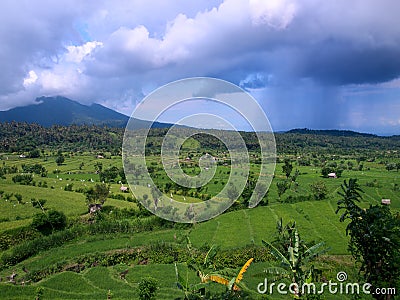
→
(0, 151, 398, 299)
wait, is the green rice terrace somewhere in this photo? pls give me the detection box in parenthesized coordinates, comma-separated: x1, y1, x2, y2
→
(0, 123, 399, 299)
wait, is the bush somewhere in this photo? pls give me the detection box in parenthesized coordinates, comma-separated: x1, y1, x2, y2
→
(31, 198, 47, 208)
(32, 210, 67, 235)
(56, 155, 65, 166)
(310, 181, 328, 200)
(12, 174, 33, 185)
(28, 149, 41, 158)
(0, 226, 84, 269)
(21, 163, 47, 176)
(64, 183, 73, 191)
(138, 277, 158, 300)
(284, 194, 312, 203)
(0, 226, 41, 251)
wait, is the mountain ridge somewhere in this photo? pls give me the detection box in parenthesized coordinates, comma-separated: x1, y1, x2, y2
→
(0, 96, 171, 129)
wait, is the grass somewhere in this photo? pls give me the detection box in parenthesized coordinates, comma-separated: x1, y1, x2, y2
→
(188, 202, 349, 254)
(3, 230, 177, 273)
(0, 260, 373, 299)
(0, 153, 398, 299)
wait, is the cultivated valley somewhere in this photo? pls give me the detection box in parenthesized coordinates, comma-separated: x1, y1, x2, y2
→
(0, 123, 399, 299)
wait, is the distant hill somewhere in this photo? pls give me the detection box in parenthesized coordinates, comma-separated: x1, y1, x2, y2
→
(286, 128, 378, 138)
(0, 96, 171, 128)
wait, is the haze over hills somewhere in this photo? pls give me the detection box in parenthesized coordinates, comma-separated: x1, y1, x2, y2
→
(0, 96, 396, 138)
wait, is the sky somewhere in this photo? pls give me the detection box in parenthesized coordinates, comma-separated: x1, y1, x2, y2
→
(0, 0, 400, 135)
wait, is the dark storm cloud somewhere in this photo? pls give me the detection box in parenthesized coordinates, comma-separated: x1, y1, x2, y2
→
(3, 0, 400, 96)
(299, 40, 400, 85)
(0, 0, 399, 133)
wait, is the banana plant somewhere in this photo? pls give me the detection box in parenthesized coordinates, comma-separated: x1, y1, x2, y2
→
(175, 262, 208, 299)
(175, 237, 220, 298)
(175, 236, 254, 298)
(262, 221, 327, 298)
(206, 257, 254, 292)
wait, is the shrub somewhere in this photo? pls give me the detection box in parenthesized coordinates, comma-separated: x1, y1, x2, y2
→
(32, 210, 67, 235)
(0, 226, 84, 269)
(12, 174, 33, 185)
(31, 198, 47, 208)
(14, 193, 23, 204)
(284, 194, 312, 203)
(22, 163, 47, 176)
(64, 183, 73, 191)
(138, 277, 158, 300)
(0, 226, 41, 251)
(28, 149, 41, 158)
(310, 181, 328, 200)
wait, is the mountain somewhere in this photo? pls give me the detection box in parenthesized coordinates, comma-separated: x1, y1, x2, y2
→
(0, 96, 170, 128)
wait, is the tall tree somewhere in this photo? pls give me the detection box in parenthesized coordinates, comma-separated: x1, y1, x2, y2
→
(276, 180, 289, 200)
(309, 181, 328, 200)
(84, 183, 110, 206)
(336, 179, 400, 300)
(282, 159, 293, 179)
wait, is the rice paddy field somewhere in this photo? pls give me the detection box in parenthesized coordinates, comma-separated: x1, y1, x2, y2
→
(0, 150, 398, 299)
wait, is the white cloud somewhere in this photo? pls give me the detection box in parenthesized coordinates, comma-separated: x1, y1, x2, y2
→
(23, 70, 38, 87)
(249, 0, 297, 28)
(65, 41, 103, 63)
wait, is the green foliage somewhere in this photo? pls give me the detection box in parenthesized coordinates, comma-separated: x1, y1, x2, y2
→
(14, 193, 23, 203)
(35, 287, 44, 300)
(0, 226, 84, 269)
(385, 162, 397, 171)
(336, 178, 363, 224)
(56, 154, 65, 166)
(84, 183, 110, 206)
(0, 226, 40, 250)
(282, 158, 293, 178)
(29, 148, 41, 158)
(262, 219, 327, 298)
(226, 183, 239, 202)
(99, 166, 120, 183)
(31, 210, 67, 235)
(276, 180, 289, 199)
(336, 179, 400, 299)
(309, 181, 328, 200)
(138, 277, 158, 300)
(64, 183, 74, 191)
(22, 163, 47, 176)
(12, 174, 33, 185)
(31, 198, 47, 208)
(283, 194, 312, 203)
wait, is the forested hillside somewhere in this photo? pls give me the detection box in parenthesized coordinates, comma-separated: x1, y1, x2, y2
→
(1, 122, 400, 155)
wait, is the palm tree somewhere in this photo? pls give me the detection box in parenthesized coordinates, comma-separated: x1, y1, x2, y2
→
(335, 178, 363, 224)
